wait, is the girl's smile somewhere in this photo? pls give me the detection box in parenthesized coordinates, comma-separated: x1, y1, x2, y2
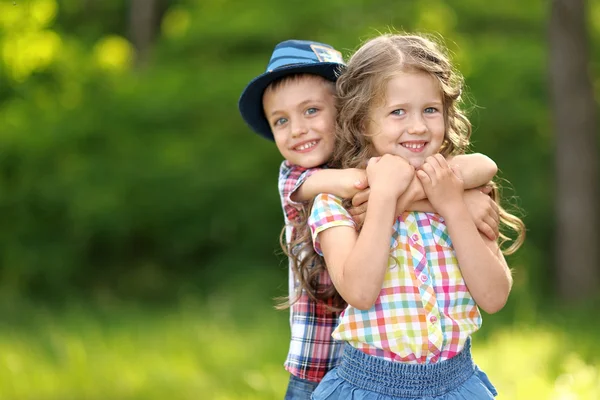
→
(400, 140, 428, 153)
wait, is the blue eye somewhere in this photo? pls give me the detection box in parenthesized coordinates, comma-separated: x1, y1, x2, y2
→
(305, 107, 318, 115)
(274, 117, 288, 126)
(391, 109, 406, 116)
(424, 107, 439, 114)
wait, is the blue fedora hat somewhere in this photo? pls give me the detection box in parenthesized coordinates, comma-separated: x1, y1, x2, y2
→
(238, 39, 345, 141)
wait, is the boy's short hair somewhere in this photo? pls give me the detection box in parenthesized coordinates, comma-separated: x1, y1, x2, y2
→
(238, 39, 345, 141)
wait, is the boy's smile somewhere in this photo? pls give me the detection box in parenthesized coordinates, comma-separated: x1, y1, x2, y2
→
(292, 139, 321, 152)
(263, 75, 336, 168)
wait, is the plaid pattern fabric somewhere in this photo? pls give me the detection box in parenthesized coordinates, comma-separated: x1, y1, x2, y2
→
(278, 161, 344, 382)
(309, 193, 482, 364)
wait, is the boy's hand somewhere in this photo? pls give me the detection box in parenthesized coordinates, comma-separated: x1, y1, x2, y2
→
(463, 188, 499, 241)
(416, 154, 464, 218)
(366, 155, 414, 199)
(345, 168, 368, 198)
(349, 187, 369, 228)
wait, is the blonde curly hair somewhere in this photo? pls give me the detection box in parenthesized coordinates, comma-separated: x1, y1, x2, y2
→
(284, 33, 525, 309)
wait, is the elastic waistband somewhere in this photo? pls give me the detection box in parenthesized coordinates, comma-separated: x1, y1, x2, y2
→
(337, 339, 475, 397)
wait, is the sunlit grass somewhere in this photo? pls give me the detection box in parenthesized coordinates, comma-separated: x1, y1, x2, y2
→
(0, 280, 597, 399)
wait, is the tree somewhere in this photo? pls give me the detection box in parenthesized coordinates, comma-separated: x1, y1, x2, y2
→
(128, 0, 168, 68)
(549, 0, 599, 301)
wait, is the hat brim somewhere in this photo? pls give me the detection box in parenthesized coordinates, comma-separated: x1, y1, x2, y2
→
(238, 63, 343, 141)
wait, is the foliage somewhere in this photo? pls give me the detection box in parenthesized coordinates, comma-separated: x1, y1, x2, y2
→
(0, 0, 598, 300)
(0, 273, 598, 399)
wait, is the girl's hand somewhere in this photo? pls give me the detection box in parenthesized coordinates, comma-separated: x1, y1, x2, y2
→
(463, 188, 499, 241)
(366, 154, 414, 199)
(416, 154, 464, 218)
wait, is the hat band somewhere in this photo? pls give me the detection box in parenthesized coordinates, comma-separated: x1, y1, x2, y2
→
(268, 56, 321, 70)
(271, 47, 320, 61)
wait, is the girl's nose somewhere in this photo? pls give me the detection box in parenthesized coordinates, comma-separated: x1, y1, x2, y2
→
(407, 116, 428, 135)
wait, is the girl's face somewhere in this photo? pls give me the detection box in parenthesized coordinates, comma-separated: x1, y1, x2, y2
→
(367, 70, 445, 168)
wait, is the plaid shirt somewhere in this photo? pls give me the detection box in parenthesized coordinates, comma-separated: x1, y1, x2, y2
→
(278, 161, 344, 382)
(309, 193, 482, 364)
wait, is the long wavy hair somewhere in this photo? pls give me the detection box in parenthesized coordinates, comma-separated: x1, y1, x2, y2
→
(271, 74, 345, 311)
(288, 33, 526, 305)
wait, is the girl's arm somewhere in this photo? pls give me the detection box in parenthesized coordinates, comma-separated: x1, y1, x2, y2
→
(417, 155, 511, 314)
(350, 187, 499, 241)
(291, 168, 367, 202)
(314, 155, 414, 310)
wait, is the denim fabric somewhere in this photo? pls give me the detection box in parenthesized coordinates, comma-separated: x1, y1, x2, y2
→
(312, 340, 497, 399)
(284, 374, 319, 400)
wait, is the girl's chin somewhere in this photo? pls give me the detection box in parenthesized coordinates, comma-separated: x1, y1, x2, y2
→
(408, 158, 425, 168)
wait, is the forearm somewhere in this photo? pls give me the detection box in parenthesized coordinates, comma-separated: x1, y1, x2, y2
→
(394, 176, 426, 215)
(292, 169, 365, 202)
(337, 192, 397, 309)
(449, 153, 497, 189)
(394, 153, 497, 215)
(443, 204, 512, 314)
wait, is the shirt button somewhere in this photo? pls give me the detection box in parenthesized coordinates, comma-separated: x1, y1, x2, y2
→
(420, 274, 428, 283)
(430, 316, 438, 324)
(412, 234, 419, 242)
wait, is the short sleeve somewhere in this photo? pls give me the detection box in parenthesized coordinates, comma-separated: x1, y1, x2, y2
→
(278, 161, 320, 223)
(308, 193, 356, 256)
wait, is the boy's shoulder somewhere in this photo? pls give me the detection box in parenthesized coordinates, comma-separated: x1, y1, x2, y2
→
(278, 160, 326, 177)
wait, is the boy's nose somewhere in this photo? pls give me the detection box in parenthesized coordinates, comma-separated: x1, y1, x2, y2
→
(291, 120, 308, 138)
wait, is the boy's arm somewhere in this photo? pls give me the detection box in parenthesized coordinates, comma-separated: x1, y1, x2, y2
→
(290, 168, 367, 202)
(292, 153, 495, 204)
(400, 153, 498, 205)
(449, 153, 498, 189)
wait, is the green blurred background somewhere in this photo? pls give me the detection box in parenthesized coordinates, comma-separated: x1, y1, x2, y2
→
(0, 0, 598, 399)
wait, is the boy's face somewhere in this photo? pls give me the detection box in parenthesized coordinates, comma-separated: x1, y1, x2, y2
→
(262, 75, 336, 168)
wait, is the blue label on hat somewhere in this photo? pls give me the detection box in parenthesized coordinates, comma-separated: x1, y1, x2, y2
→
(310, 44, 344, 64)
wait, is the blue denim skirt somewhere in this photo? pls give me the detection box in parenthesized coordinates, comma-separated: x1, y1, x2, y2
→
(311, 339, 497, 399)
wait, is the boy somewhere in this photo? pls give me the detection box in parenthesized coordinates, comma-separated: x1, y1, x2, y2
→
(238, 39, 499, 399)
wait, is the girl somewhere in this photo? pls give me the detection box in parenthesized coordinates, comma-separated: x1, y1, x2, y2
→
(306, 33, 525, 399)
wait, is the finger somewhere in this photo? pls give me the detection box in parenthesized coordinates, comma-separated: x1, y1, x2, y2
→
(434, 154, 448, 169)
(421, 162, 437, 185)
(484, 215, 499, 238)
(351, 188, 370, 207)
(416, 169, 431, 187)
(425, 155, 442, 169)
(426, 155, 445, 181)
(367, 157, 381, 171)
(480, 183, 493, 195)
(352, 214, 365, 229)
(354, 176, 369, 190)
(349, 203, 367, 216)
(477, 221, 496, 241)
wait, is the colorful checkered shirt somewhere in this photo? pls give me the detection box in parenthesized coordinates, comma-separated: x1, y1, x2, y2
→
(278, 162, 344, 382)
(309, 193, 482, 364)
